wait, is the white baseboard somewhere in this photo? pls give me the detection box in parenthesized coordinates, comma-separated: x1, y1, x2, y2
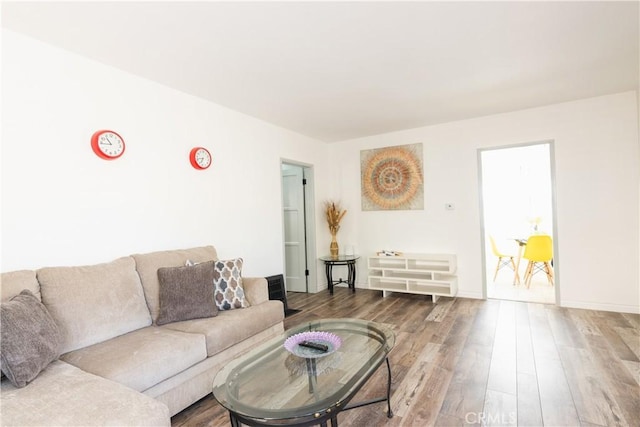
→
(559, 300, 640, 314)
(455, 290, 483, 299)
(319, 286, 639, 314)
(329, 283, 639, 314)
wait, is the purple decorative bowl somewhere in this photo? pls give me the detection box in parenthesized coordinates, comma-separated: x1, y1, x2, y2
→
(284, 331, 342, 358)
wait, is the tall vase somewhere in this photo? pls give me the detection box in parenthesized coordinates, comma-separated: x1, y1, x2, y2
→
(330, 232, 339, 257)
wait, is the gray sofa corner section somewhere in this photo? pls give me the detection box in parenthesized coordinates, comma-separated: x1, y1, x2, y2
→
(0, 360, 170, 427)
(0, 245, 286, 425)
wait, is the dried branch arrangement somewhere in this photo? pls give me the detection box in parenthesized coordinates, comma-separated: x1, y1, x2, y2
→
(324, 201, 347, 235)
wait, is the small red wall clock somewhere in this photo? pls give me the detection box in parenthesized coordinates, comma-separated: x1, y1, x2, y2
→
(189, 147, 212, 170)
(91, 130, 125, 160)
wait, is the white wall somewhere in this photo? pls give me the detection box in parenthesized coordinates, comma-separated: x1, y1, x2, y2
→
(330, 92, 640, 314)
(3, 31, 638, 313)
(1, 30, 331, 288)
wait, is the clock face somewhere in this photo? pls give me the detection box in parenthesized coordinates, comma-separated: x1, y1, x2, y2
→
(190, 147, 211, 169)
(91, 130, 125, 160)
(194, 148, 211, 168)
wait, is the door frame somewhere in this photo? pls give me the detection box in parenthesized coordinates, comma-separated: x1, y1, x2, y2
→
(280, 159, 317, 293)
(477, 140, 561, 304)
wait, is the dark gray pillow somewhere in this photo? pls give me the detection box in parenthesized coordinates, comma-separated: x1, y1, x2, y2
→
(0, 289, 62, 388)
(156, 261, 217, 325)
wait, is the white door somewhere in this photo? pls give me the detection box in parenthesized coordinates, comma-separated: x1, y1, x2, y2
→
(282, 165, 307, 292)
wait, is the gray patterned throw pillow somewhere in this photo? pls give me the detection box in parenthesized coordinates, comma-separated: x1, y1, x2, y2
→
(213, 258, 249, 310)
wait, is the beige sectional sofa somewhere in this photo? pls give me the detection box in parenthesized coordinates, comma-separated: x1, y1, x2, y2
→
(0, 245, 285, 426)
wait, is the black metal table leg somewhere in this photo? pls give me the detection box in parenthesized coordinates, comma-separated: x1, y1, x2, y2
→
(306, 358, 318, 393)
(326, 262, 333, 295)
(230, 413, 240, 427)
(340, 355, 393, 418)
(348, 261, 356, 292)
(385, 357, 393, 418)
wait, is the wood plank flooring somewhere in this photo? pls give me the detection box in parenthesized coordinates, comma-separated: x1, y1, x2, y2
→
(171, 289, 640, 427)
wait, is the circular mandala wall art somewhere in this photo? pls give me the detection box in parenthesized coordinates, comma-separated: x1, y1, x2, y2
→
(360, 143, 424, 211)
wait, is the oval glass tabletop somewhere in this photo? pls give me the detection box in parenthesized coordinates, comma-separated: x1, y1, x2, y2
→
(212, 318, 395, 424)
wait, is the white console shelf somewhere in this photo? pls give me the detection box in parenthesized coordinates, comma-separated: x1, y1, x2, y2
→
(367, 253, 457, 302)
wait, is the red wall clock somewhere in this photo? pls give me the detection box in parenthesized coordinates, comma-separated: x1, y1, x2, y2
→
(91, 130, 125, 160)
(189, 147, 212, 170)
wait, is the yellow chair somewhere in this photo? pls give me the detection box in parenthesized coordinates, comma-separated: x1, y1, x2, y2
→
(489, 236, 520, 284)
(522, 234, 554, 288)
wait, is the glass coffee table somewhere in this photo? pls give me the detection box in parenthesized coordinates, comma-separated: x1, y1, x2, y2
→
(212, 318, 395, 426)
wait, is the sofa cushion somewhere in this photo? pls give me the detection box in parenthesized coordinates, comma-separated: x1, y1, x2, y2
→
(156, 261, 217, 325)
(60, 326, 207, 392)
(132, 246, 218, 323)
(0, 271, 41, 382)
(37, 257, 152, 354)
(213, 258, 249, 310)
(161, 300, 284, 356)
(242, 277, 270, 306)
(0, 290, 62, 388)
(0, 360, 170, 426)
(1, 270, 41, 302)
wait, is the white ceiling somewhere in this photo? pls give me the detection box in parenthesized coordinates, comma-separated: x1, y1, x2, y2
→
(2, 1, 638, 142)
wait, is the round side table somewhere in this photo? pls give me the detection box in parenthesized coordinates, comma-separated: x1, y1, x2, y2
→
(319, 255, 360, 295)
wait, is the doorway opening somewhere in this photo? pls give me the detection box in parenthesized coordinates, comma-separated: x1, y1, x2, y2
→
(281, 161, 317, 293)
(478, 141, 559, 304)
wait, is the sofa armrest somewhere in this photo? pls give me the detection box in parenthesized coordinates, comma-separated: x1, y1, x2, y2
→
(243, 277, 269, 305)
